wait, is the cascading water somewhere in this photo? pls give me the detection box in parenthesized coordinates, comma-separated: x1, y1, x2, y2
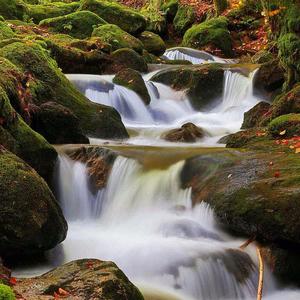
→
(67, 67, 260, 146)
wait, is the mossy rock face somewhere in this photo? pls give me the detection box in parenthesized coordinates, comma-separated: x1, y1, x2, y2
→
(0, 22, 15, 40)
(138, 31, 166, 56)
(113, 68, 150, 105)
(268, 113, 300, 138)
(254, 59, 285, 98)
(161, 0, 178, 21)
(14, 259, 144, 300)
(0, 42, 128, 139)
(79, 0, 146, 35)
(182, 17, 233, 57)
(39, 10, 107, 39)
(173, 5, 195, 36)
(151, 64, 224, 110)
(31, 102, 89, 144)
(27, 2, 80, 23)
(251, 50, 274, 64)
(0, 0, 28, 20)
(0, 66, 57, 183)
(0, 147, 67, 257)
(44, 34, 112, 74)
(141, 5, 167, 36)
(92, 24, 144, 53)
(162, 123, 204, 143)
(242, 101, 271, 129)
(110, 48, 148, 73)
(272, 83, 300, 118)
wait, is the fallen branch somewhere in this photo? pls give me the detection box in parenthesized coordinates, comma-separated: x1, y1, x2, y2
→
(256, 246, 264, 300)
(239, 236, 256, 250)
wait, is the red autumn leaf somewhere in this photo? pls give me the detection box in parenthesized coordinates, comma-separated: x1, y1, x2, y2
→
(274, 171, 280, 178)
(9, 277, 17, 285)
(58, 288, 70, 296)
(86, 261, 94, 269)
(54, 292, 60, 299)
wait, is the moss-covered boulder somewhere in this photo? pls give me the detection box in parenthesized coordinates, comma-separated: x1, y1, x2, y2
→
(138, 31, 166, 56)
(272, 83, 300, 118)
(151, 64, 224, 110)
(0, 146, 67, 257)
(0, 42, 128, 139)
(161, 0, 178, 21)
(254, 59, 285, 98)
(92, 24, 144, 53)
(268, 114, 300, 138)
(27, 2, 79, 23)
(0, 0, 28, 20)
(39, 10, 107, 39)
(173, 5, 195, 35)
(113, 68, 150, 105)
(181, 149, 300, 283)
(110, 48, 148, 73)
(241, 101, 271, 129)
(182, 17, 233, 57)
(162, 123, 204, 142)
(14, 259, 144, 300)
(0, 22, 15, 40)
(31, 102, 89, 144)
(79, 0, 146, 35)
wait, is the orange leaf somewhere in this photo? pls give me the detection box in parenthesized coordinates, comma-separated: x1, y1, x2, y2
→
(58, 288, 70, 296)
(295, 148, 300, 154)
(274, 171, 280, 178)
(9, 277, 17, 285)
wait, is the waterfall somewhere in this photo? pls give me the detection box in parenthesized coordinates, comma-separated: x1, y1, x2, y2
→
(55, 154, 280, 300)
(162, 47, 237, 65)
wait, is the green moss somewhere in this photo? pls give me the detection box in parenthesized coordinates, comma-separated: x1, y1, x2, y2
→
(79, 0, 146, 35)
(138, 31, 166, 56)
(213, 0, 228, 15)
(27, 2, 79, 23)
(39, 10, 107, 39)
(92, 24, 143, 53)
(161, 0, 178, 21)
(0, 0, 28, 20)
(113, 68, 150, 105)
(173, 5, 195, 35)
(268, 113, 300, 137)
(111, 48, 148, 73)
(182, 16, 233, 57)
(0, 22, 15, 40)
(0, 284, 15, 300)
(0, 42, 128, 139)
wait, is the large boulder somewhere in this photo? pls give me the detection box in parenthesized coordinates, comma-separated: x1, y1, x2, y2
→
(79, 0, 146, 35)
(113, 68, 150, 105)
(31, 102, 89, 144)
(27, 2, 80, 23)
(39, 11, 107, 39)
(268, 113, 300, 138)
(162, 123, 204, 142)
(0, 147, 67, 257)
(138, 31, 166, 56)
(0, 21, 15, 40)
(14, 259, 144, 300)
(151, 64, 224, 110)
(173, 4, 195, 35)
(92, 24, 144, 53)
(182, 17, 233, 57)
(0, 42, 128, 139)
(0, 0, 28, 20)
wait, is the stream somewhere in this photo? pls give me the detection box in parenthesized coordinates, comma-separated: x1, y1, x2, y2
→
(15, 47, 300, 300)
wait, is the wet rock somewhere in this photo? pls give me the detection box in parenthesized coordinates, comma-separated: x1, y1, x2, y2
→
(151, 64, 224, 110)
(254, 59, 285, 99)
(113, 68, 151, 105)
(138, 31, 166, 56)
(79, 0, 146, 35)
(40, 11, 107, 39)
(109, 48, 148, 73)
(162, 123, 204, 143)
(31, 102, 89, 144)
(182, 17, 233, 57)
(92, 24, 144, 53)
(0, 147, 67, 258)
(241, 101, 271, 129)
(14, 259, 144, 300)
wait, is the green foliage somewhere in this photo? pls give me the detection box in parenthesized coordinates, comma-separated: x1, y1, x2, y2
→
(182, 17, 233, 57)
(92, 24, 144, 53)
(0, 284, 15, 300)
(40, 10, 107, 39)
(0, 0, 28, 20)
(79, 0, 146, 34)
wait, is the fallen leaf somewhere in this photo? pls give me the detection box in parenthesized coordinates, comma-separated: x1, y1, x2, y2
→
(274, 171, 280, 178)
(279, 130, 286, 136)
(9, 277, 17, 285)
(295, 148, 300, 154)
(58, 288, 70, 296)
